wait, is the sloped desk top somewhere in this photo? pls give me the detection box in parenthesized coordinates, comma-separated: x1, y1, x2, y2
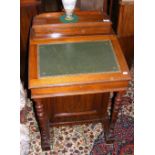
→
(29, 35, 131, 92)
(38, 40, 120, 78)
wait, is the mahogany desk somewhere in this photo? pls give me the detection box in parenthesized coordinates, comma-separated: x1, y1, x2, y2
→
(28, 11, 131, 151)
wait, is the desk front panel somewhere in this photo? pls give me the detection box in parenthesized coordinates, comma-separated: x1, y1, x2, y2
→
(37, 93, 109, 125)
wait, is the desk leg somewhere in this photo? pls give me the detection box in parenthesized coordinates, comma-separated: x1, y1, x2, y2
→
(103, 92, 113, 143)
(104, 91, 125, 143)
(34, 99, 51, 151)
(110, 91, 125, 130)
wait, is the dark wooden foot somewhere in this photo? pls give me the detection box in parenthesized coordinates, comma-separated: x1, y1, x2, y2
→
(34, 99, 51, 151)
(104, 115, 115, 144)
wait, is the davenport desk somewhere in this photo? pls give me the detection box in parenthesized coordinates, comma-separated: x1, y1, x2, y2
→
(28, 11, 131, 150)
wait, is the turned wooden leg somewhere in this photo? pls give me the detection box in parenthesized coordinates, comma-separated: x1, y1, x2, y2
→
(103, 92, 114, 143)
(34, 99, 51, 151)
(104, 91, 125, 143)
(110, 91, 125, 130)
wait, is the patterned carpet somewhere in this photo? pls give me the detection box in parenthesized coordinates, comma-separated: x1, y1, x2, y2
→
(23, 67, 134, 155)
(90, 115, 133, 155)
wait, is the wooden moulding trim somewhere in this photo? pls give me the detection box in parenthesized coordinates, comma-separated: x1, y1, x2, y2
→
(31, 81, 129, 98)
(33, 11, 108, 20)
(111, 38, 130, 73)
(33, 16, 112, 24)
(50, 118, 101, 127)
(32, 31, 114, 40)
(31, 29, 114, 39)
(29, 76, 130, 89)
(30, 35, 115, 46)
(31, 87, 127, 99)
(32, 22, 112, 30)
(29, 44, 37, 80)
(30, 34, 115, 42)
(32, 23, 112, 34)
(54, 110, 97, 118)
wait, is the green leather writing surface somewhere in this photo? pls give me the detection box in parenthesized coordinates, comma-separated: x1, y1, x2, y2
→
(38, 40, 120, 78)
